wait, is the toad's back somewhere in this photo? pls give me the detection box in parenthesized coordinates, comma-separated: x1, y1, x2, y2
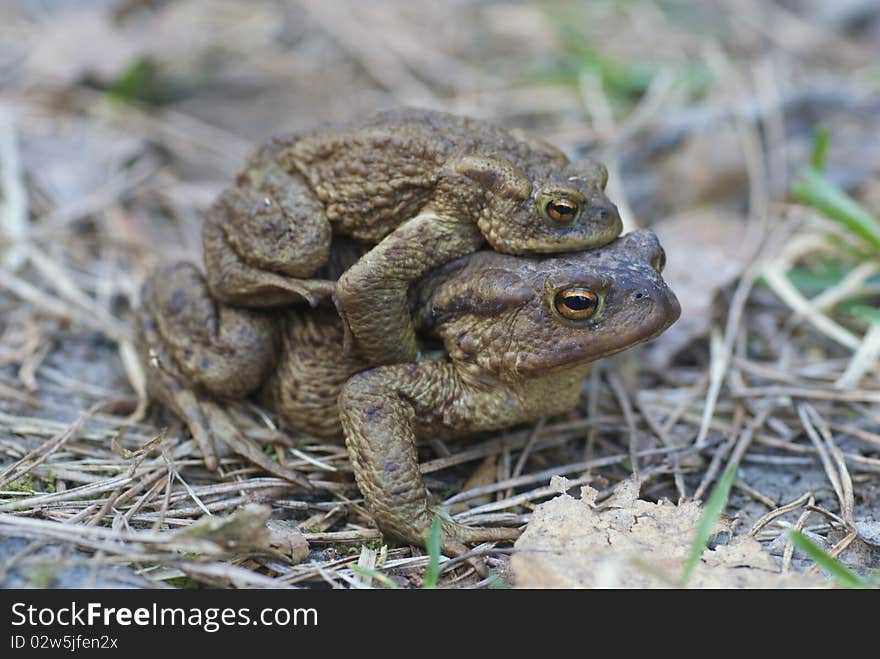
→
(255, 109, 569, 239)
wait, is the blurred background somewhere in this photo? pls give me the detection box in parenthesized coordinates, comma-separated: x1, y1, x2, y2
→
(0, 1, 879, 588)
(2, 0, 879, 356)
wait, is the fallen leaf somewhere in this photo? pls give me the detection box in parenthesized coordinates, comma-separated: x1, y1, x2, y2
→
(173, 503, 271, 553)
(450, 454, 497, 514)
(266, 520, 310, 563)
(512, 478, 828, 588)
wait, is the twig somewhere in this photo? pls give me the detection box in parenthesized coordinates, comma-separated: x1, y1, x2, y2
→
(607, 372, 641, 480)
(0, 107, 28, 271)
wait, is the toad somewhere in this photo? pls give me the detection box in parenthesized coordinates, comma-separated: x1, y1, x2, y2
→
(203, 108, 622, 366)
(138, 230, 678, 553)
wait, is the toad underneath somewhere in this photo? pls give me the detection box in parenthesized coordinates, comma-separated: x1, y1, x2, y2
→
(138, 230, 679, 553)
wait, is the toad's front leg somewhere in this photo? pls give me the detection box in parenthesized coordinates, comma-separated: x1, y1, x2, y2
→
(338, 362, 520, 555)
(335, 213, 483, 366)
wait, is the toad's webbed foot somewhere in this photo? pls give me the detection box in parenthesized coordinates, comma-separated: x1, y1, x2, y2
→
(403, 508, 521, 558)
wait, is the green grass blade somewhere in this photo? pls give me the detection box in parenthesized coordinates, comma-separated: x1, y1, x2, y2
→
(810, 125, 830, 171)
(107, 58, 164, 104)
(786, 529, 870, 589)
(792, 166, 880, 251)
(487, 574, 511, 589)
(681, 460, 738, 584)
(422, 515, 442, 589)
(350, 565, 398, 589)
(785, 258, 849, 293)
(849, 304, 880, 324)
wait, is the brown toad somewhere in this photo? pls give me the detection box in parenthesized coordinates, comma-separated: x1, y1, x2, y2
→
(138, 230, 678, 553)
(203, 108, 621, 366)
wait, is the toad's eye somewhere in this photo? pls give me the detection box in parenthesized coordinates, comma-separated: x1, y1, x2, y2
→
(544, 198, 580, 224)
(651, 247, 666, 273)
(554, 288, 599, 320)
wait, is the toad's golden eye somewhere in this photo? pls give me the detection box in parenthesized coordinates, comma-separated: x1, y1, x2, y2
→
(545, 198, 580, 223)
(652, 247, 666, 272)
(554, 288, 599, 320)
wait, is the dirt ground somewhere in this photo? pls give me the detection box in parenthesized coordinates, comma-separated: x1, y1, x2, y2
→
(0, 0, 878, 588)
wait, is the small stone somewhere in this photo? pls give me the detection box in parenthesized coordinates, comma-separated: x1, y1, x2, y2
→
(549, 475, 570, 493)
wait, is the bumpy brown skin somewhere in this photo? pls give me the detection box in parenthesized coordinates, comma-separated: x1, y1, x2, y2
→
(138, 230, 678, 554)
(202, 108, 622, 366)
(137, 263, 307, 482)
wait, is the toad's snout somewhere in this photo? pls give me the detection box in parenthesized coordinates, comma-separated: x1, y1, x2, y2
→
(588, 195, 622, 230)
(613, 230, 681, 332)
(632, 280, 680, 321)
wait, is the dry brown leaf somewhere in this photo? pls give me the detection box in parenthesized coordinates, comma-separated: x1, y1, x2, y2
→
(450, 455, 498, 514)
(172, 503, 272, 553)
(512, 478, 828, 588)
(266, 519, 310, 564)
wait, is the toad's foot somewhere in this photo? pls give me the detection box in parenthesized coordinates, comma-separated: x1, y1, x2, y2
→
(202, 162, 335, 308)
(398, 508, 521, 558)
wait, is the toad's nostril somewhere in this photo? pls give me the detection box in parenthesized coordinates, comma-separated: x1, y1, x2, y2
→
(633, 292, 645, 301)
(603, 202, 621, 226)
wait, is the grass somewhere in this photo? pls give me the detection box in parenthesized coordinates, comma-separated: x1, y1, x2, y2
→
(786, 530, 872, 589)
(107, 58, 167, 105)
(531, 7, 712, 113)
(350, 565, 399, 589)
(786, 128, 880, 326)
(679, 462, 872, 589)
(792, 167, 880, 252)
(792, 127, 880, 253)
(810, 125, 830, 171)
(681, 461, 738, 584)
(422, 515, 442, 589)
(849, 304, 880, 324)
(785, 260, 851, 293)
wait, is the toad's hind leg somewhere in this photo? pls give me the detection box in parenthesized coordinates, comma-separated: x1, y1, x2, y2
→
(203, 162, 335, 308)
(137, 262, 309, 487)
